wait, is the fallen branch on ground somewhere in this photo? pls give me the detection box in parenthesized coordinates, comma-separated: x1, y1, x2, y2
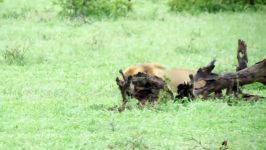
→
(184, 39, 265, 100)
(116, 71, 173, 112)
(193, 59, 266, 100)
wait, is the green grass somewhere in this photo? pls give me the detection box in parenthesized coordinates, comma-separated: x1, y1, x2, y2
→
(0, 0, 266, 149)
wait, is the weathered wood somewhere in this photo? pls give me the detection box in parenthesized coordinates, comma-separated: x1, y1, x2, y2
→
(236, 39, 248, 71)
(175, 82, 194, 100)
(194, 39, 265, 99)
(193, 59, 266, 97)
(116, 71, 168, 111)
(229, 39, 248, 95)
(175, 74, 195, 101)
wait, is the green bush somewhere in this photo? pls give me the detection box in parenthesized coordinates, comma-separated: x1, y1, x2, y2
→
(168, 0, 266, 13)
(56, 0, 132, 18)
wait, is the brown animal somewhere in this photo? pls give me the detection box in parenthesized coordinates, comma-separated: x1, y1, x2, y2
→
(123, 63, 195, 91)
(117, 64, 195, 110)
(123, 64, 166, 79)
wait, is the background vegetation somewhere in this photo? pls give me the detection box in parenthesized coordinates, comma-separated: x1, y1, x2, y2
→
(168, 0, 266, 13)
(0, 0, 265, 149)
(56, 0, 132, 17)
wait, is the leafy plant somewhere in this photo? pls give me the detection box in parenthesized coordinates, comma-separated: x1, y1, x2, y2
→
(56, 0, 132, 18)
(2, 45, 27, 65)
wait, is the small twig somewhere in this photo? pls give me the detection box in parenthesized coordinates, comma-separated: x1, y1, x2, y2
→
(119, 69, 126, 81)
(202, 59, 216, 73)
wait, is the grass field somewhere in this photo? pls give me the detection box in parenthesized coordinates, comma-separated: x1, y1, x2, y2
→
(0, 0, 266, 149)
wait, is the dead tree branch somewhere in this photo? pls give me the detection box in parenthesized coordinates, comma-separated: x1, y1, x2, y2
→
(193, 59, 266, 99)
(236, 39, 248, 71)
(116, 72, 169, 112)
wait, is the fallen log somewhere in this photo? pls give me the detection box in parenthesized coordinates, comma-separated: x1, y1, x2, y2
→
(193, 59, 266, 98)
(192, 39, 265, 100)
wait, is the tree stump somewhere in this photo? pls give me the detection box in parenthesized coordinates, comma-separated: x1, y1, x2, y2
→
(116, 71, 171, 112)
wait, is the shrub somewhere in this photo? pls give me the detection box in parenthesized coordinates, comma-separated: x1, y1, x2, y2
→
(2, 45, 27, 65)
(56, 0, 132, 18)
(168, 0, 266, 13)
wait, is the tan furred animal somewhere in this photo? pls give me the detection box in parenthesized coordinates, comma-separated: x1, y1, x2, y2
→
(123, 64, 166, 79)
(123, 63, 195, 91)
